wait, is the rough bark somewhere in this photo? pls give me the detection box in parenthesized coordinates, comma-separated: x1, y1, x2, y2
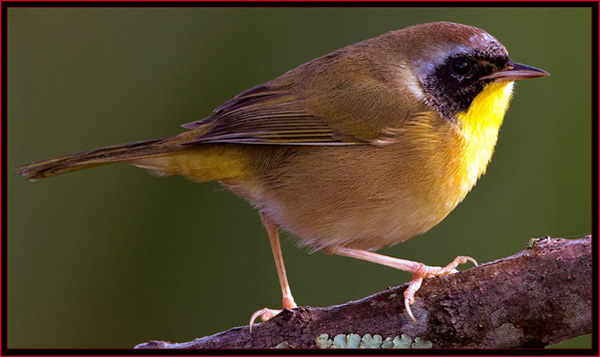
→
(135, 236, 592, 349)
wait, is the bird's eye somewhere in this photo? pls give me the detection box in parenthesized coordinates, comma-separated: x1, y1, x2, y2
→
(451, 58, 473, 76)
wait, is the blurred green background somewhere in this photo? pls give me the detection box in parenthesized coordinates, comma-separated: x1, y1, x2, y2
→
(7, 8, 591, 349)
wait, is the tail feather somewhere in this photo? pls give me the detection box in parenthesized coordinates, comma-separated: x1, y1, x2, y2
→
(16, 139, 166, 181)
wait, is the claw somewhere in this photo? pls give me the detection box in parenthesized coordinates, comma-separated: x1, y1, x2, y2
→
(249, 308, 281, 333)
(465, 256, 478, 266)
(404, 296, 416, 323)
(403, 256, 477, 323)
(403, 276, 422, 323)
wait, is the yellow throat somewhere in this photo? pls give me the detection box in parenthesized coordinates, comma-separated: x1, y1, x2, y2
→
(456, 81, 515, 193)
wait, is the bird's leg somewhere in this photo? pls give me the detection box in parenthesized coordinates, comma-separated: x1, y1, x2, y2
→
(324, 245, 477, 322)
(249, 214, 297, 332)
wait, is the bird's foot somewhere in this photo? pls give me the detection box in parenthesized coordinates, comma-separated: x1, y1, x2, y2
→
(403, 255, 477, 322)
(249, 297, 297, 333)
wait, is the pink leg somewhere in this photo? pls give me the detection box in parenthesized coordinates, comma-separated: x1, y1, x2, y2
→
(249, 214, 297, 332)
(325, 245, 477, 322)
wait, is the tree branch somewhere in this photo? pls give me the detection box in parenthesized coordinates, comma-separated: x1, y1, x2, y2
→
(135, 236, 592, 349)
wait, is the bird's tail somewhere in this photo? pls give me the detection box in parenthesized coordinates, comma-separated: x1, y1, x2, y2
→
(15, 138, 169, 181)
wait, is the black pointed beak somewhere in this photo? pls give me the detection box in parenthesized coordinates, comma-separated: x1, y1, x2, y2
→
(482, 61, 549, 81)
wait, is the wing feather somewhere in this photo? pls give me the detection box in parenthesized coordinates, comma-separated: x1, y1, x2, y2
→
(179, 44, 427, 146)
(181, 84, 363, 145)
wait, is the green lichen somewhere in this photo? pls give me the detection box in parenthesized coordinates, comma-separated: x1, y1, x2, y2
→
(331, 334, 345, 348)
(315, 334, 332, 349)
(331, 333, 361, 348)
(315, 332, 433, 349)
(526, 238, 539, 249)
(394, 334, 413, 348)
(359, 334, 383, 348)
(412, 337, 433, 348)
(381, 336, 394, 348)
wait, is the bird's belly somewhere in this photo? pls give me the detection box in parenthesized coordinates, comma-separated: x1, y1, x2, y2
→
(267, 183, 464, 251)
(228, 144, 470, 251)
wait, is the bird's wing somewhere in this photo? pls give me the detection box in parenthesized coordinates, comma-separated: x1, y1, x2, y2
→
(180, 56, 423, 146)
(181, 84, 359, 146)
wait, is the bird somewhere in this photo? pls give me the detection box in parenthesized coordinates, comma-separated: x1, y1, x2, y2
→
(16, 21, 548, 328)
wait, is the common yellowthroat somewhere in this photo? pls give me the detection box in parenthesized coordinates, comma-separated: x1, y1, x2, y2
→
(17, 22, 548, 327)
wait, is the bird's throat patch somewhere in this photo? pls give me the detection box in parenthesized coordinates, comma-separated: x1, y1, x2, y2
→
(455, 81, 514, 190)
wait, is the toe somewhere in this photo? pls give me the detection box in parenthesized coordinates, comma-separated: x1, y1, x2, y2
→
(249, 308, 282, 333)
